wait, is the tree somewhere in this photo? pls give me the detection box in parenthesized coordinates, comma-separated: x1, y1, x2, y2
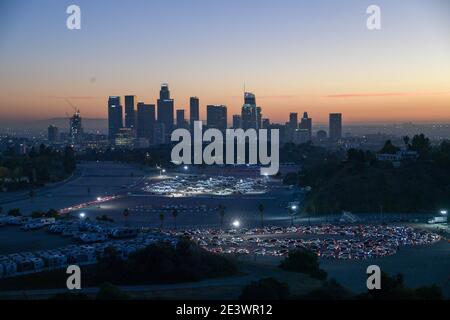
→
(283, 172, 298, 186)
(172, 209, 179, 230)
(63, 145, 76, 173)
(357, 272, 443, 300)
(31, 211, 45, 218)
(280, 249, 327, 280)
(240, 278, 290, 300)
(50, 292, 91, 300)
(7, 208, 21, 217)
(122, 209, 130, 226)
(258, 204, 265, 228)
(410, 134, 431, 159)
(403, 136, 410, 149)
(47, 209, 60, 218)
(96, 283, 130, 300)
(159, 213, 165, 230)
(301, 279, 352, 300)
(29, 189, 35, 201)
(379, 140, 400, 154)
(96, 215, 114, 223)
(218, 205, 226, 229)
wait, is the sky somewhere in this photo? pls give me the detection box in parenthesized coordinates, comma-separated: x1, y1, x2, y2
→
(0, 0, 449, 124)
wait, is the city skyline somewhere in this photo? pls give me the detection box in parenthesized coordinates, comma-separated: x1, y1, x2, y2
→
(0, 0, 450, 123)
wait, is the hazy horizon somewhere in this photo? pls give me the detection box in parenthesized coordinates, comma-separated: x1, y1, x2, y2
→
(1, 0, 449, 124)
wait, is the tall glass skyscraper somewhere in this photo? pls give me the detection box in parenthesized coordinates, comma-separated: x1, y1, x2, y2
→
(300, 112, 312, 141)
(241, 92, 261, 130)
(108, 96, 123, 140)
(207, 105, 227, 132)
(124, 95, 135, 129)
(137, 102, 155, 141)
(190, 97, 200, 129)
(69, 109, 83, 144)
(329, 113, 342, 141)
(157, 84, 174, 137)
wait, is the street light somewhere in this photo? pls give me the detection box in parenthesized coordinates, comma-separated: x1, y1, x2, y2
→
(96, 197, 102, 201)
(184, 166, 188, 171)
(290, 205, 298, 227)
(232, 220, 241, 228)
(79, 212, 86, 219)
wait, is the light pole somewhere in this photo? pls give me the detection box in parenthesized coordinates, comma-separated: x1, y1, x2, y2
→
(290, 205, 297, 227)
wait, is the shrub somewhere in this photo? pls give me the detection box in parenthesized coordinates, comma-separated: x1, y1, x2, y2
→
(240, 278, 290, 300)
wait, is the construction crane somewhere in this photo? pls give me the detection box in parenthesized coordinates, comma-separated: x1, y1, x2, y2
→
(65, 98, 80, 117)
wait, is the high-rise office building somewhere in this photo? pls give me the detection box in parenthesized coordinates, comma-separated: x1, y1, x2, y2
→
(329, 113, 343, 141)
(289, 113, 298, 130)
(137, 102, 155, 141)
(115, 128, 134, 148)
(232, 115, 242, 129)
(48, 125, 59, 143)
(241, 92, 261, 130)
(207, 105, 227, 132)
(176, 109, 186, 129)
(108, 96, 123, 140)
(157, 84, 174, 138)
(153, 122, 166, 145)
(293, 129, 311, 144)
(69, 109, 83, 144)
(300, 112, 312, 141)
(124, 95, 136, 129)
(189, 97, 200, 128)
(262, 118, 270, 129)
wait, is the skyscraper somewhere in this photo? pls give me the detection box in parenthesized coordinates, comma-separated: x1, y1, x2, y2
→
(289, 113, 298, 130)
(137, 102, 155, 141)
(124, 95, 136, 129)
(48, 125, 59, 143)
(241, 92, 261, 130)
(69, 109, 83, 144)
(176, 109, 186, 129)
(108, 96, 123, 140)
(157, 84, 174, 138)
(207, 105, 227, 132)
(190, 97, 200, 128)
(232, 115, 242, 129)
(300, 112, 312, 141)
(329, 113, 343, 141)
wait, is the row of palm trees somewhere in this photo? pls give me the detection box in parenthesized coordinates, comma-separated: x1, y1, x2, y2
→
(122, 204, 269, 230)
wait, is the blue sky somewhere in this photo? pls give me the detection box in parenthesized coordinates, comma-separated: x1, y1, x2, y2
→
(0, 0, 449, 123)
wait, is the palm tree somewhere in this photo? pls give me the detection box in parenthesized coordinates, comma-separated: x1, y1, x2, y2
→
(172, 209, 179, 230)
(159, 213, 165, 230)
(258, 204, 265, 229)
(122, 209, 130, 226)
(29, 189, 35, 202)
(218, 205, 226, 229)
(403, 136, 410, 149)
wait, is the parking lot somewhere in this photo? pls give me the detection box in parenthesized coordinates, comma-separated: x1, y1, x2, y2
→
(142, 175, 270, 197)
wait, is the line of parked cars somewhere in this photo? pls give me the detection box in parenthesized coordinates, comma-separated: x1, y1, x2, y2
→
(0, 232, 177, 279)
(179, 225, 442, 260)
(0, 216, 56, 230)
(47, 221, 140, 243)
